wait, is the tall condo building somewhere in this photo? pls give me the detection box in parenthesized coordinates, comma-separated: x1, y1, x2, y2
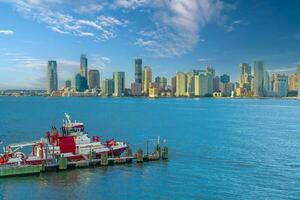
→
(297, 65, 300, 98)
(113, 72, 125, 97)
(194, 71, 213, 97)
(171, 76, 176, 94)
(65, 80, 71, 88)
(186, 72, 194, 96)
(273, 74, 288, 97)
(88, 69, 100, 89)
(159, 77, 167, 91)
(134, 58, 142, 83)
(75, 73, 88, 92)
(47, 60, 58, 94)
(80, 54, 88, 79)
(142, 66, 152, 94)
(239, 63, 252, 91)
(288, 74, 298, 91)
(175, 72, 187, 96)
(253, 61, 266, 97)
(102, 78, 114, 96)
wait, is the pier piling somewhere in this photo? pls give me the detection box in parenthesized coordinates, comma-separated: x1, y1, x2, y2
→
(136, 148, 143, 163)
(161, 146, 168, 160)
(100, 153, 108, 166)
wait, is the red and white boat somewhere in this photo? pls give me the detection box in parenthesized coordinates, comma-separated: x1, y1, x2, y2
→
(0, 113, 128, 165)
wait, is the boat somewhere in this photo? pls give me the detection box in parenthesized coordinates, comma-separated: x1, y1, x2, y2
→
(0, 113, 128, 166)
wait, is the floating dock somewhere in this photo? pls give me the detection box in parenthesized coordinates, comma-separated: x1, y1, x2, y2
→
(0, 145, 169, 178)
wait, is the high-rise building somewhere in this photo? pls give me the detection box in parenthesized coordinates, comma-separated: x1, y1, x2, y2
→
(134, 58, 142, 83)
(253, 61, 266, 97)
(102, 78, 114, 96)
(88, 69, 100, 89)
(155, 76, 160, 84)
(186, 72, 194, 96)
(65, 80, 71, 88)
(131, 83, 142, 96)
(206, 66, 215, 77)
(297, 65, 300, 98)
(194, 71, 213, 97)
(80, 54, 88, 79)
(239, 63, 252, 93)
(113, 72, 125, 97)
(159, 77, 167, 92)
(220, 74, 230, 84)
(75, 73, 88, 92)
(288, 74, 298, 91)
(213, 76, 220, 92)
(176, 72, 187, 96)
(171, 76, 176, 94)
(194, 73, 207, 97)
(264, 71, 270, 96)
(47, 60, 58, 94)
(142, 66, 152, 94)
(273, 74, 288, 97)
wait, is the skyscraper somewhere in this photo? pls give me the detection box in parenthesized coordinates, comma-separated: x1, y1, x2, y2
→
(297, 65, 300, 98)
(288, 74, 298, 91)
(88, 69, 100, 89)
(239, 63, 252, 92)
(253, 61, 266, 97)
(171, 76, 176, 94)
(273, 74, 288, 97)
(102, 78, 114, 96)
(213, 76, 220, 92)
(113, 72, 125, 97)
(175, 72, 187, 96)
(194, 73, 207, 97)
(65, 80, 71, 88)
(134, 58, 142, 84)
(186, 72, 194, 96)
(47, 60, 58, 94)
(142, 66, 152, 94)
(159, 77, 167, 92)
(75, 73, 88, 92)
(80, 54, 88, 79)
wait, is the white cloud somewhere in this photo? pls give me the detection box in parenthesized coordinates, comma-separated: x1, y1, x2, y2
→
(7, 0, 127, 41)
(125, 0, 226, 57)
(0, 29, 14, 35)
(198, 58, 209, 62)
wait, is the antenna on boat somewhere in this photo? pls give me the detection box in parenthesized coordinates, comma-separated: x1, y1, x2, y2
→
(64, 113, 71, 124)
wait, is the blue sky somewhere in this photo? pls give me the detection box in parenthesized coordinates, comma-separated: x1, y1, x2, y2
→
(0, 0, 300, 89)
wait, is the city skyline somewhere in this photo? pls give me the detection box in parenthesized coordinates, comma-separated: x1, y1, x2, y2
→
(1, 1, 300, 89)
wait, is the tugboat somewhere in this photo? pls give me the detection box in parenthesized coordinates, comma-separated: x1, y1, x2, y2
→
(0, 113, 128, 165)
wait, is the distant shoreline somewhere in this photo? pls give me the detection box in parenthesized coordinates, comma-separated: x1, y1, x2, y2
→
(0, 95, 299, 100)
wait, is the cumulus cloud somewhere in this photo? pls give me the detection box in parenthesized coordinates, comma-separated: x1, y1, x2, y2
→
(0, 29, 14, 35)
(121, 0, 226, 57)
(8, 0, 127, 40)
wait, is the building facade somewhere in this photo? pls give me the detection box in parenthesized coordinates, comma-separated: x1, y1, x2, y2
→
(88, 69, 100, 89)
(102, 78, 114, 96)
(113, 72, 125, 97)
(142, 66, 152, 94)
(47, 60, 58, 94)
(80, 54, 88, 79)
(273, 74, 288, 97)
(297, 65, 300, 98)
(253, 61, 266, 97)
(65, 80, 71, 88)
(131, 82, 142, 96)
(134, 58, 142, 84)
(175, 72, 187, 96)
(75, 73, 88, 92)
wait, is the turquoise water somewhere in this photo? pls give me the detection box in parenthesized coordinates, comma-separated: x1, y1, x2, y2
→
(0, 97, 300, 200)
